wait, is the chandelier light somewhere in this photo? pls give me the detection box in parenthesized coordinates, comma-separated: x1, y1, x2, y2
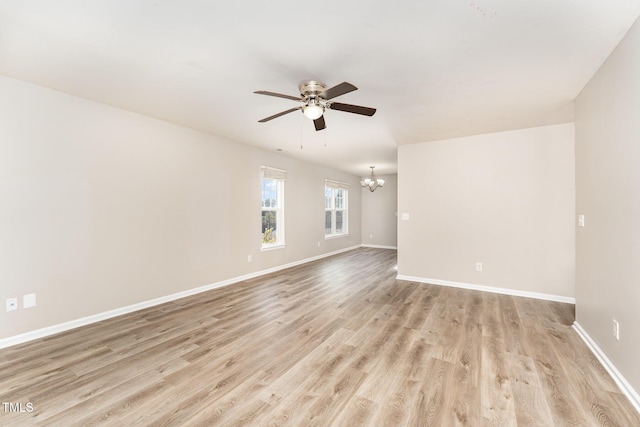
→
(360, 166, 385, 192)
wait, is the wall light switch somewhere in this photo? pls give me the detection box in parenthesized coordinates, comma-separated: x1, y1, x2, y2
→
(401, 213, 410, 221)
(23, 293, 36, 308)
(578, 214, 585, 227)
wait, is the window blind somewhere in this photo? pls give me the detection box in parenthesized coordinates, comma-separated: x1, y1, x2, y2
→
(324, 179, 350, 189)
(262, 166, 287, 181)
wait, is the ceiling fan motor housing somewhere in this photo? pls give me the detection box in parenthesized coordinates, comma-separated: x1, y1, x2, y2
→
(298, 80, 327, 99)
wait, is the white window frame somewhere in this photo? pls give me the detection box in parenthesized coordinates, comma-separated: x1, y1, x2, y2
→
(324, 179, 349, 239)
(261, 166, 286, 251)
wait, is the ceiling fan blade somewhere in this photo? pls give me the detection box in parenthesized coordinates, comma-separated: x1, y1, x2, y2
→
(319, 82, 358, 100)
(254, 90, 303, 102)
(258, 107, 301, 122)
(313, 115, 326, 131)
(329, 102, 377, 116)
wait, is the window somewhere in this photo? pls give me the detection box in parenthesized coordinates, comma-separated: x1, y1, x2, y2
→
(261, 166, 286, 249)
(325, 180, 349, 238)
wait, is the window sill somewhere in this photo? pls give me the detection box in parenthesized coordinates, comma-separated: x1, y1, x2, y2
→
(325, 233, 349, 240)
(261, 243, 286, 252)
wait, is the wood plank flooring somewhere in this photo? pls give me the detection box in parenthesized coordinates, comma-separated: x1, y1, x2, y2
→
(1, 248, 639, 426)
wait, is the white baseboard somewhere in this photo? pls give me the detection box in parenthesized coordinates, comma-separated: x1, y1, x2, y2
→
(396, 274, 575, 304)
(572, 321, 640, 414)
(0, 245, 361, 349)
(361, 244, 397, 250)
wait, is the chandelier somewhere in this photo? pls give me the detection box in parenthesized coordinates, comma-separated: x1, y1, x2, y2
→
(360, 166, 385, 192)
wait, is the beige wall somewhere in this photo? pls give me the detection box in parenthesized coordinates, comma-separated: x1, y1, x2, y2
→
(398, 123, 575, 299)
(0, 75, 361, 340)
(361, 174, 397, 248)
(575, 16, 640, 395)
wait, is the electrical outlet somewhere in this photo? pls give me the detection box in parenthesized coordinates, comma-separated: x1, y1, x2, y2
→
(317, 241, 320, 248)
(6, 298, 18, 312)
(247, 255, 252, 262)
(476, 262, 483, 272)
(612, 319, 620, 341)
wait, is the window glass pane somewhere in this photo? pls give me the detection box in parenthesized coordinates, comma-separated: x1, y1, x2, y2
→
(261, 175, 284, 247)
(324, 184, 347, 236)
(325, 186, 332, 209)
(262, 210, 278, 243)
(262, 179, 277, 208)
(336, 211, 344, 233)
(325, 211, 332, 234)
(335, 189, 344, 209)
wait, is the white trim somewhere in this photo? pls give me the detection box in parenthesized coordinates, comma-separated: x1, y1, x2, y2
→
(361, 244, 397, 250)
(260, 243, 286, 252)
(395, 275, 575, 304)
(0, 245, 361, 350)
(325, 233, 349, 240)
(572, 321, 640, 414)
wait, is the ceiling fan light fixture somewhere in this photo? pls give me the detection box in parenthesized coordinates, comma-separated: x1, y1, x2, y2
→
(303, 102, 324, 120)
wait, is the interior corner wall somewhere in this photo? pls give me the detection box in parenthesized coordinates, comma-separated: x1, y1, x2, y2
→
(397, 123, 575, 299)
(361, 174, 397, 248)
(0, 75, 361, 340)
(574, 15, 640, 396)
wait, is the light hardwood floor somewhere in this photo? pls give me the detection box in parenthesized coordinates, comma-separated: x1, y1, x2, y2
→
(1, 248, 639, 426)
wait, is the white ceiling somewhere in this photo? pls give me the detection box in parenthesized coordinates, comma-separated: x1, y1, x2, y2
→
(1, 1, 639, 175)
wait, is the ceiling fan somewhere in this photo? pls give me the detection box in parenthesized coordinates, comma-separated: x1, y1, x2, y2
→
(254, 80, 376, 131)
